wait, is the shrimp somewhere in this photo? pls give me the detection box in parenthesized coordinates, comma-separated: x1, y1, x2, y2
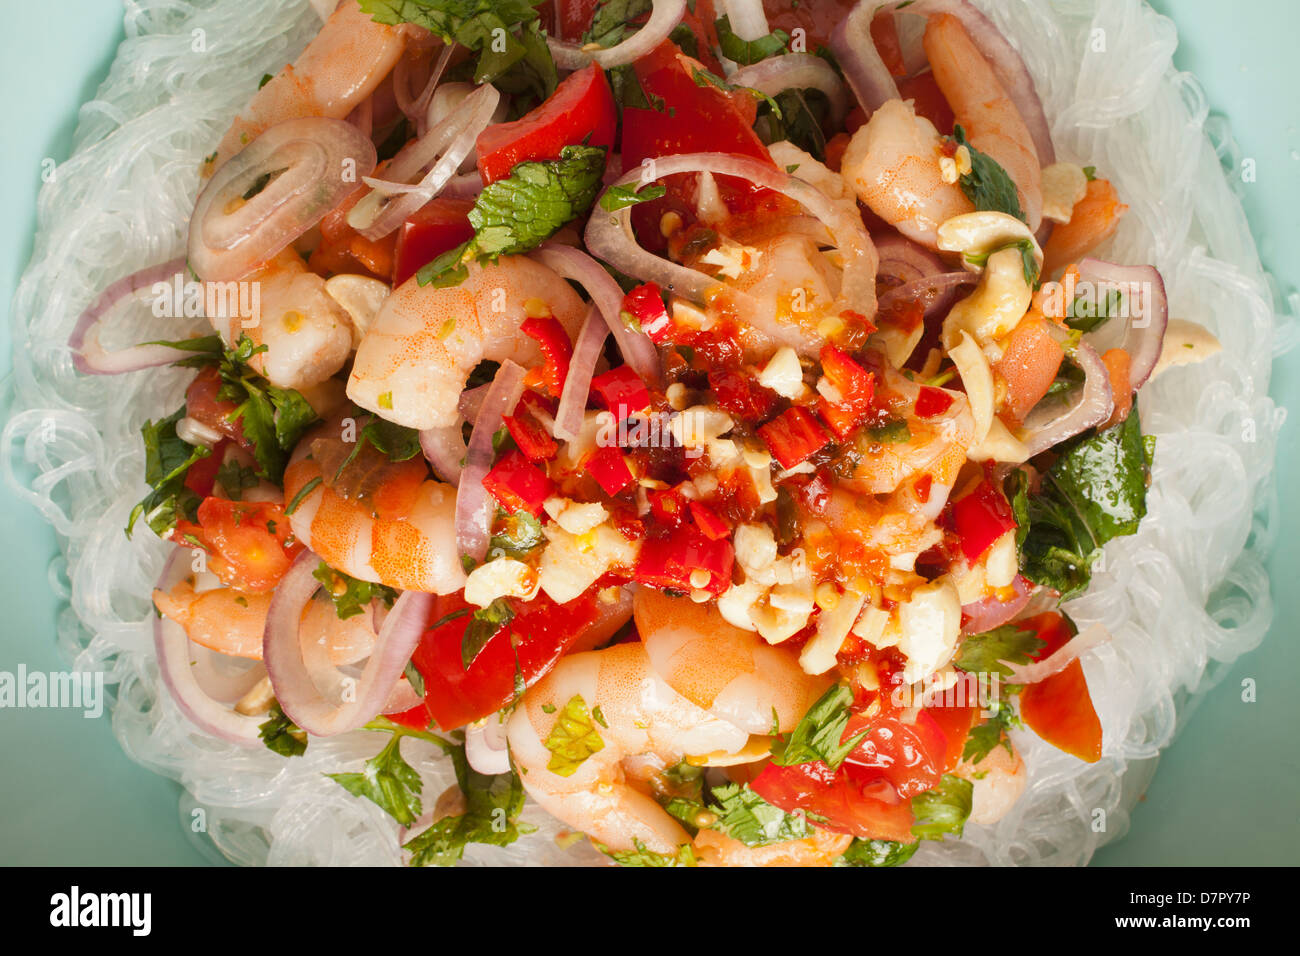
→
(952, 735, 1028, 825)
(506, 642, 750, 854)
(694, 828, 853, 867)
(924, 13, 1043, 231)
(839, 363, 973, 497)
(840, 98, 974, 249)
(633, 588, 832, 735)
(208, 248, 355, 390)
(282, 426, 466, 594)
(205, 0, 405, 175)
(153, 578, 377, 665)
(347, 256, 588, 430)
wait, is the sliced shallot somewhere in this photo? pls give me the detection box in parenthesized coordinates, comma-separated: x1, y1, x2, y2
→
(68, 257, 193, 375)
(548, 0, 687, 69)
(456, 360, 526, 564)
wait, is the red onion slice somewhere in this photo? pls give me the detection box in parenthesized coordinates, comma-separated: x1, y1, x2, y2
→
(875, 233, 948, 285)
(960, 574, 1033, 635)
(878, 271, 977, 319)
(532, 243, 661, 386)
(586, 152, 878, 320)
(189, 117, 377, 281)
(1015, 334, 1113, 457)
(263, 550, 434, 737)
(555, 305, 608, 442)
(548, 0, 687, 69)
(465, 718, 512, 775)
(456, 360, 526, 564)
(721, 0, 771, 41)
(1074, 258, 1169, 390)
(1000, 621, 1109, 684)
(153, 548, 265, 745)
(420, 422, 467, 484)
(347, 83, 499, 240)
(394, 42, 454, 133)
(729, 53, 849, 126)
(68, 257, 192, 375)
(829, 2, 901, 114)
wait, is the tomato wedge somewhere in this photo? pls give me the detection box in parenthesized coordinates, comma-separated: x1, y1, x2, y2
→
(174, 498, 302, 593)
(1015, 612, 1103, 763)
(392, 197, 475, 287)
(475, 63, 617, 185)
(390, 588, 601, 732)
(751, 760, 916, 843)
(843, 711, 949, 798)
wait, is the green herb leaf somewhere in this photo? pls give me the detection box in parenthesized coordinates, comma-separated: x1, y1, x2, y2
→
(598, 837, 698, 867)
(326, 732, 425, 827)
(488, 509, 544, 559)
(599, 183, 668, 211)
(954, 624, 1044, 677)
(1009, 407, 1151, 598)
(312, 562, 399, 620)
(259, 701, 307, 757)
(215, 460, 259, 500)
(126, 408, 211, 537)
(714, 14, 790, 65)
(771, 684, 867, 771)
(710, 782, 810, 847)
(910, 774, 974, 841)
(543, 694, 605, 776)
(583, 0, 652, 49)
(953, 125, 1025, 223)
(1065, 285, 1123, 334)
(867, 418, 912, 444)
(836, 838, 920, 867)
(461, 597, 516, 670)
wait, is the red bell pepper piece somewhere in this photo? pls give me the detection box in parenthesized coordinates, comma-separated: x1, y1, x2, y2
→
(648, 485, 688, 529)
(584, 445, 635, 496)
(949, 479, 1017, 564)
(391, 197, 475, 287)
(520, 315, 573, 398)
(688, 499, 731, 541)
(915, 385, 956, 419)
(633, 525, 733, 594)
(483, 449, 554, 516)
(621, 282, 672, 341)
(1020, 656, 1103, 764)
(816, 346, 877, 440)
(502, 392, 559, 463)
(758, 406, 833, 470)
(475, 63, 617, 185)
(589, 365, 650, 423)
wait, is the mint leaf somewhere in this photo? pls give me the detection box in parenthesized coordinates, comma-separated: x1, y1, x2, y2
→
(837, 838, 919, 867)
(953, 125, 1025, 223)
(600, 183, 668, 211)
(710, 782, 810, 847)
(714, 14, 790, 65)
(583, 0, 652, 49)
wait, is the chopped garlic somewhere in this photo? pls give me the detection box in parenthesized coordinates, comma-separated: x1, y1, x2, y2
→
(543, 497, 609, 536)
(464, 558, 538, 607)
(801, 588, 866, 675)
(699, 238, 759, 280)
(757, 347, 806, 399)
(538, 524, 638, 604)
(895, 578, 962, 684)
(984, 530, 1019, 589)
(669, 406, 734, 448)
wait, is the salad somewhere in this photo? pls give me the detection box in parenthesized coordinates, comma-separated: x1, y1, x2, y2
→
(69, 0, 1223, 867)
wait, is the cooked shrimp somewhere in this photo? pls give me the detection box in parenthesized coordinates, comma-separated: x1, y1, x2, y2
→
(952, 735, 1028, 825)
(924, 13, 1043, 231)
(208, 248, 355, 389)
(506, 642, 750, 854)
(840, 98, 974, 249)
(205, 0, 405, 175)
(153, 578, 377, 665)
(839, 364, 973, 496)
(633, 588, 831, 735)
(347, 256, 587, 430)
(694, 827, 853, 867)
(282, 429, 466, 594)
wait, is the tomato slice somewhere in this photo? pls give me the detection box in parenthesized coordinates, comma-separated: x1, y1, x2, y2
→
(948, 478, 1017, 564)
(923, 704, 979, 773)
(1020, 659, 1103, 763)
(843, 711, 949, 798)
(392, 588, 601, 731)
(178, 497, 302, 593)
(475, 63, 617, 185)
(391, 198, 476, 287)
(750, 760, 916, 843)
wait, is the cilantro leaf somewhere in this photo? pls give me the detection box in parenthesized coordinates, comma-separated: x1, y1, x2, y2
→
(258, 701, 307, 757)
(771, 684, 868, 771)
(126, 408, 210, 537)
(599, 182, 668, 211)
(836, 838, 920, 867)
(1065, 285, 1123, 334)
(402, 731, 532, 866)
(312, 562, 399, 620)
(714, 14, 790, 65)
(583, 0, 653, 49)
(1008, 408, 1151, 598)
(326, 731, 425, 827)
(599, 838, 698, 867)
(954, 624, 1045, 677)
(488, 509, 544, 560)
(709, 782, 810, 847)
(953, 125, 1025, 223)
(543, 694, 605, 776)
(910, 774, 974, 841)
(961, 692, 1023, 765)
(461, 597, 516, 670)
(215, 459, 258, 499)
